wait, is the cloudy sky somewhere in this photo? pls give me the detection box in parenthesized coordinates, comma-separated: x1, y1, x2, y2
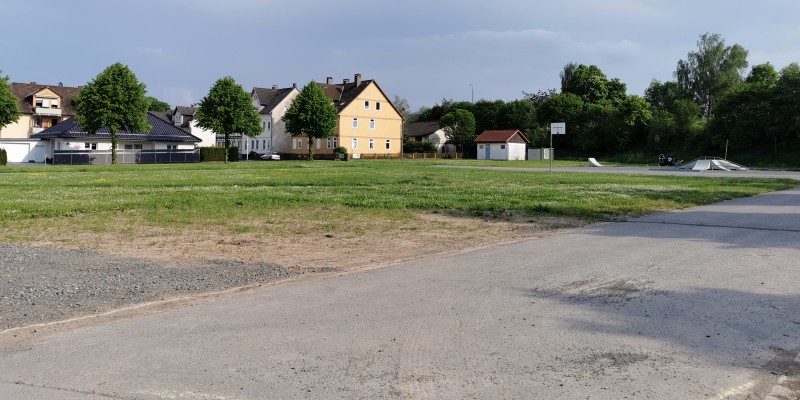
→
(2, 0, 798, 110)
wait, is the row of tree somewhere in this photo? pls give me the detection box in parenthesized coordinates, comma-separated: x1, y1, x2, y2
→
(410, 33, 800, 164)
(0, 64, 338, 163)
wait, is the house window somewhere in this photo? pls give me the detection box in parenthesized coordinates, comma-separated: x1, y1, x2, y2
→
(84, 142, 97, 150)
(369, 138, 374, 149)
(297, 139, 302, 149)
(35, 99, 43, 107)
(326, 139, 332, 149)
(166, 145, 177, 150)
(369, 119, 375, 130)
(262, 139, 266, 149)
(352, 138, 358, 149)
(364, 100, 370, 110)
(376, 102, 381, 111)
(352, 117, 358, 128)
(124, 144, 143, 150)
(51, 99, 59, 108)
(267, 121, 271, 130)
(34, 116, 42, 127)
(262, 121, 266, 129)
(500, 144, 506, 149)
(479, 144, 484, 149)
(333, 137, 338, 148)
(385, 139, 391, 150)
(50, 118, 59, 127)
(255, 140, 259, 150)
(316, 139, 321, 150)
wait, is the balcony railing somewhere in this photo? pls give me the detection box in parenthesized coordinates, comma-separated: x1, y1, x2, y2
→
(34, 107, 62, 116)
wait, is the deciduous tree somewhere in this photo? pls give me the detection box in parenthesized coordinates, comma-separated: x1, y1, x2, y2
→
(439, 108, 476, 151)
(195, 76, 262, 163)
(146, 96, 171, 112)
(284, 81, 339, 159)
(675, 33, 748, 118)
(75, 63, 150, 164)
(0, 70, 20, 129)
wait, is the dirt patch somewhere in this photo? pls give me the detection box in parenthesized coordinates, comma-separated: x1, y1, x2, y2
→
(12, 212, 587, 273)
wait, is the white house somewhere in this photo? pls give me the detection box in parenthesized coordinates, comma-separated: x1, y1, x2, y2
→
(31, 112, 201, 164)
(404, 121, 447, 151)
(242, 85, 300, 156)
(475, 130, 530, 161)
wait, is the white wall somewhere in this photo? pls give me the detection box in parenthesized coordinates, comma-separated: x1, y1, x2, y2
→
(477, 142, 526, 160)
(0, 140, 48, 163)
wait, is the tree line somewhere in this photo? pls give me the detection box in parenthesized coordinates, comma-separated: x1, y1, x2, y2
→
(406, 33, 800, 165)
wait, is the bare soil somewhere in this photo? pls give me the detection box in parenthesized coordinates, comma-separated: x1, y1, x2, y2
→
(16, 212, 586, 273)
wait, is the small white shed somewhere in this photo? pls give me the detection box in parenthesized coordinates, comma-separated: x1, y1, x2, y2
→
(475, 130, 530, 160)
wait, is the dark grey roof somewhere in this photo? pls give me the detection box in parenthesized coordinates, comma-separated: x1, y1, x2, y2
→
(252, 87, 296, 115)
(31, 112, 201, 142)
(175, 106, 196, 117)
(405, 121, 441, 138)
(150, 111, 171, 123)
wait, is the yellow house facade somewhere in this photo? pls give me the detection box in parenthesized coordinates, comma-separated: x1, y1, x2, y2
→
(289, 74, 403, 158)
(0, 83, 81, 139)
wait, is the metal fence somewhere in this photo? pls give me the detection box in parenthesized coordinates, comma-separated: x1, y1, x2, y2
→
(52, 150, 200, 165)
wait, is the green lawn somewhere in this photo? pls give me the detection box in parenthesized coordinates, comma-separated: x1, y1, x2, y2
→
(0, 160, 794, 229)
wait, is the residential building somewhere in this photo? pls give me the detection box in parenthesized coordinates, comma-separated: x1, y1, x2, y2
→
(242, 84, 300, 156)
(31, 112, 201, 164)
(289, 73, 403, 158)
(0, 82, 81, 162)
(404, 120, 447, 151)
(475, 130, 530, 161)
(152, 106, 216, 148)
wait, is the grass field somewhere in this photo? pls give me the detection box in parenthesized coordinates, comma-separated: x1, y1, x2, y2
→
(1, 159, 795, 268)
(1, 160, 794, 224)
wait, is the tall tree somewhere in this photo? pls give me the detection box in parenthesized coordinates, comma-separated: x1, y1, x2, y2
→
(75, 63, 150, 164)
(195, 76, 262, 163)
(284, 81, 339, 159)
(675, 33, 749, 118)
(146, 96, 171, 112)
(391, 95, 410, 121)
(561, 64, 613, 103)
(439, 108, 476, 151)
(0, 70, 20, 129)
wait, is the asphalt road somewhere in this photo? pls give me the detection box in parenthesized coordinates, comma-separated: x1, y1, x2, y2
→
(1, 188, 799, 399)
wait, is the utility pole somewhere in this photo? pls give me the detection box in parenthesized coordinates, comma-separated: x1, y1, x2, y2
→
(470, 83, 474, 103)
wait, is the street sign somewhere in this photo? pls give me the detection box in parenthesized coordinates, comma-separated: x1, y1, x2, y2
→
(550, 122, 566, 135)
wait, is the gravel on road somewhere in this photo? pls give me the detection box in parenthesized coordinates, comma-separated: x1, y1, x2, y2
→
(0, 244, 304, 331)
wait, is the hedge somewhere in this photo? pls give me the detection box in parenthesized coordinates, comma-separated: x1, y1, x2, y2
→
(200, 146, 239, 162)
(0, 148, 7, 165)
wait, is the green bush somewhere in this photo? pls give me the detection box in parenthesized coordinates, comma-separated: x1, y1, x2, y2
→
(403, 141, 437, 153)
(333, 146, 348, 155)
(0, 148, 6, 165)
(200, 146, 239, 162)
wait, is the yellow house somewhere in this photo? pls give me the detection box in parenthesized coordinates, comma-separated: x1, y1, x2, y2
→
(0, 82, 81, 139)
(289, 74, 403, 158)
(0, 82, 82, 162)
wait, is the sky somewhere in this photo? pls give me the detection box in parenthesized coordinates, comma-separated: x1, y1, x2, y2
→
(2, 0, 799, 111)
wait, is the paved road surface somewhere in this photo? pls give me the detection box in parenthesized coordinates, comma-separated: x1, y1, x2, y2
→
(1, 188, 799, 399)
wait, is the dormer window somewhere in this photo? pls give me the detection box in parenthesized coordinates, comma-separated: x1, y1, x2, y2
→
(35, 99, 43, 107)
(364, 100, 370, 110)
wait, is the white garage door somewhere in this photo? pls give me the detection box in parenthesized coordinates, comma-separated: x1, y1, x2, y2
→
(0, 142, 32, 163)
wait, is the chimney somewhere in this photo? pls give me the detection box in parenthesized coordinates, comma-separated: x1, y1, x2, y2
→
(30, 82, 37, 85)
(343, 78, 350, 84)
(326, 76, 333, 85)
(292, 83, 297, 89)
(272, 85, 278, 89)
(354, 73, 362, 86)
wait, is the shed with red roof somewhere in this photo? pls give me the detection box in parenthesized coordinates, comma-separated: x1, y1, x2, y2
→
(475, 130, 529, 160)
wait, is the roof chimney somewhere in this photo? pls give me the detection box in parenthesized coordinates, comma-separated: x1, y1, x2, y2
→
(292, 83, 297, 89)
(343, 78, 350, 84)
(272, 85, 278, 89)
(326, 76, 333, 85)
(355, 73, 362, 86)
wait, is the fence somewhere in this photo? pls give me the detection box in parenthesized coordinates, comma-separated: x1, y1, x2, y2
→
(52, 150, 200, 165)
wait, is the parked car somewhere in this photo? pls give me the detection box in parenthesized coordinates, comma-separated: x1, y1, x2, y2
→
(260, 151, 280, 161)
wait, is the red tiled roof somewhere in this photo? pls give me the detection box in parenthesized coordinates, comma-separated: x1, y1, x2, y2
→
(475, 130, 529, 143)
